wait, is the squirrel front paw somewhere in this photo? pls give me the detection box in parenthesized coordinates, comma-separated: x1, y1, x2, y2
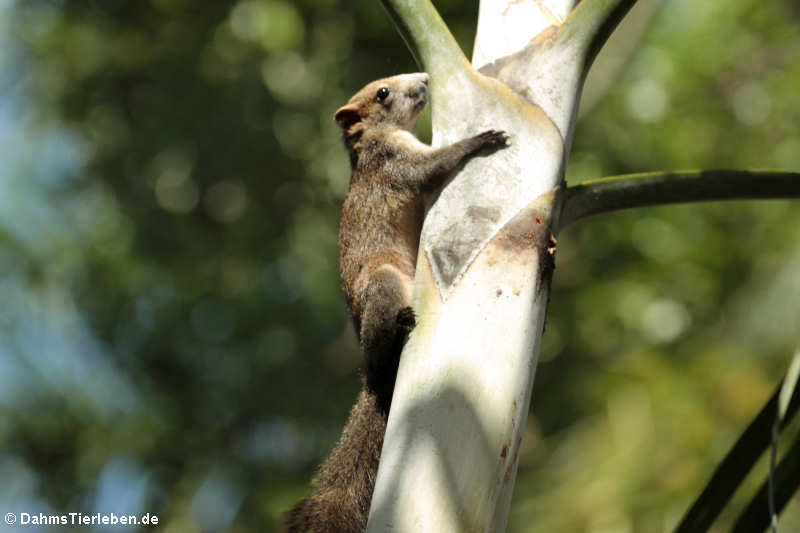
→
(477, 130, 509, 149)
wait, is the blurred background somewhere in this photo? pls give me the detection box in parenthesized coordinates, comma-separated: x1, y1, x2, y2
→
(0, 0, 799, 531)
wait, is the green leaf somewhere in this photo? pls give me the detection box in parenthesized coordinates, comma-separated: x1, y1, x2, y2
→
(779, 346, 800, 422)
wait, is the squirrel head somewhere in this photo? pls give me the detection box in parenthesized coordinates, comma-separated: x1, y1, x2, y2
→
(334, 73, 429, 139)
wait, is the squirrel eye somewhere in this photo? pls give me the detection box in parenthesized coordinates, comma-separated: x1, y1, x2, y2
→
(376, 87, 390, 102)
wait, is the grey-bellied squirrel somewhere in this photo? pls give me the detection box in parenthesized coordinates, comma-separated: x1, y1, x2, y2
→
(283, 73, 508, 533)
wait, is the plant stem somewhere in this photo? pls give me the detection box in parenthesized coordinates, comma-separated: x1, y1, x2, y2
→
(379, 0, 467, 76)
(557, 0, 639, 75)
(560, 170, 800, 228)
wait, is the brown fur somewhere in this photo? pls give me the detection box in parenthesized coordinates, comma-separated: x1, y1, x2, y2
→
(283, 73, 508, 533)
(283, 389, 385, 533)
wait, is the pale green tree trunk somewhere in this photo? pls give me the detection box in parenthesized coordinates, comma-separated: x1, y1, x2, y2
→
(366, 1, 632, 531)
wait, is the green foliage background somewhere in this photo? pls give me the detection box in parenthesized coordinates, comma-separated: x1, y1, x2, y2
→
(0, 0, 799, 531)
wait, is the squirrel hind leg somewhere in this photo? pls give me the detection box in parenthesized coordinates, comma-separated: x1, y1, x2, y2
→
(360, 264, 414, 408)
(396, 305, 416, 336)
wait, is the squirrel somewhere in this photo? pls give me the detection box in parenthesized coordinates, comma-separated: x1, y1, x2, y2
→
(283, 72, 508, 533)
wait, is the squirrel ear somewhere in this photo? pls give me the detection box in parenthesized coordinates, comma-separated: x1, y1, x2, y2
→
(334, 104, 361, 130)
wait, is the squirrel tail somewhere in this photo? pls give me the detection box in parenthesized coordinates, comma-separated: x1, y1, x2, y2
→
(282, 387, 387, 533)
